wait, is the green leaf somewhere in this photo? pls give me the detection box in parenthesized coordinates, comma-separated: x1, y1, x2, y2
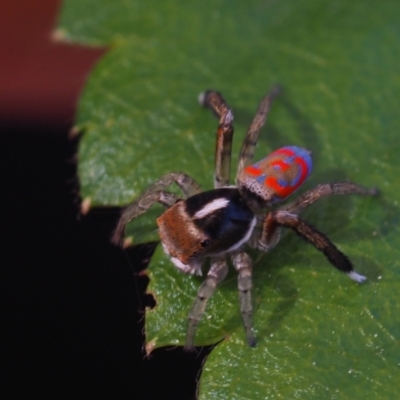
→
(58, 0, 400, 398)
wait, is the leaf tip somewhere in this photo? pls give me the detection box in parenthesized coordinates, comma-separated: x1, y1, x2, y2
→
(80, 197, 92, 215)
(145, 338, 157, 355)
(122, 236, 134, 248)
(50, 28, 69, 43)
(68, 126, 81, 139)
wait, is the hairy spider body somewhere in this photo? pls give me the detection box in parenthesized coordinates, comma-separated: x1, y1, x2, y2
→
(158, 188, 256, 276)
(112, 87, 378, 350)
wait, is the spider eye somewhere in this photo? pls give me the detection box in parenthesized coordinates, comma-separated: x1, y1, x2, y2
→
(200, 239, 210, 248)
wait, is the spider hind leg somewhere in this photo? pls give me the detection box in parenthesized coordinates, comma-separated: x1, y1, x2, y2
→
(282, 182, 379, 215)
(271, 210, 366, 282)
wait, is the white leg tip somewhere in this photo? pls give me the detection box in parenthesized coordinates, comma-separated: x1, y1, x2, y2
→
(198, 91, 206, 106)
(347, 271, 367, 283)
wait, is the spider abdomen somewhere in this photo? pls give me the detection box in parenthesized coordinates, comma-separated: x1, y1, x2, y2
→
(238, 146, 312, 204)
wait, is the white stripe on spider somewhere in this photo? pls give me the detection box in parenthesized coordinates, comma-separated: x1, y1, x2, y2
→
(193, 198, 230, 219)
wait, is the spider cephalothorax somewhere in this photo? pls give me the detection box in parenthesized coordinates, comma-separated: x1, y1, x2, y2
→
(112, 87, 378, 350)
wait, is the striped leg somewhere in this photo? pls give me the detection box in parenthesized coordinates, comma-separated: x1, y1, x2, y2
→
(236, 86, 281, 180)
(185, 258, 228, 351)
(231, 251, 256, 347)
(199, 90, 234, 188)
(111, 172, 201, 245)
(282, 182, 378, 214)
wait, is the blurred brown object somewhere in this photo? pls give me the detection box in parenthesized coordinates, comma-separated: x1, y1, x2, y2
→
(0, 0, 105, 127)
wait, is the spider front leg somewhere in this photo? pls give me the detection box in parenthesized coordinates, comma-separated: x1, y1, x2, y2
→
(199, 90, 234, 188)
(185, 258, 228, 351)
(111, 172, 201, 245)
(282, 182, 378, 214)
(231, 251, 256, 347)
(266, 210, 366, 282)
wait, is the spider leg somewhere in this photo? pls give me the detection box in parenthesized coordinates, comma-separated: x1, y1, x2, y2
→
(112, 190, 178, 245)
(258, 212, 282, 252)
(199, 90, 234, 188)
(185, 258, 228, 351)
(236, 86, 281, 180)
(231, 251, 256, 347)
(111, 172, 201, 245)
(282, 182, 378, 214)
(258, 182, 378, 251)
(269, 210, 366, 282)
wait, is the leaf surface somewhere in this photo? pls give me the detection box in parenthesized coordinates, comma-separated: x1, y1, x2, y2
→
(59, 0, 400, 397)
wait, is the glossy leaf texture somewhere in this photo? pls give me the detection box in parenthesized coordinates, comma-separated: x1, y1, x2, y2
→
(58, 0, 400, 398)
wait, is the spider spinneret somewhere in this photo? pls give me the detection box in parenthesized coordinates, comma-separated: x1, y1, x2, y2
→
(112, 87, 378, 350)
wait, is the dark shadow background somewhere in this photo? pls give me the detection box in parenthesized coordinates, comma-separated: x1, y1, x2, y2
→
(1, 1, 209, 398)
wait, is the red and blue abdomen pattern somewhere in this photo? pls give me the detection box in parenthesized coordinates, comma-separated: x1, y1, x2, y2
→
(241, 146, 312, 202)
